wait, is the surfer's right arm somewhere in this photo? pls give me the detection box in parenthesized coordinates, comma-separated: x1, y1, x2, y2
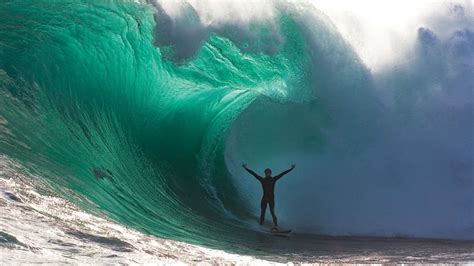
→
(242, 164, 263, 181)
(274, 164, 295, 181)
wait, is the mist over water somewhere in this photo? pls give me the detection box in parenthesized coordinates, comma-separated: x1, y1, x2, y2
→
(0, 1, 472, 258)
(225, 1, 474, 239)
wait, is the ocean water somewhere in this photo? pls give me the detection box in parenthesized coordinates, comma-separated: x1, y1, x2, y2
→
(0, 0, 473, 263)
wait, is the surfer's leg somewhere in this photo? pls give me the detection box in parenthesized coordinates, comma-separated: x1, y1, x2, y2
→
(259, 199, 267, 225)
(269, 199, 278, 227)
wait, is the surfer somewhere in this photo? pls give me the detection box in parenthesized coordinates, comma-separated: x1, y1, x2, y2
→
(242, 163, 295, 230)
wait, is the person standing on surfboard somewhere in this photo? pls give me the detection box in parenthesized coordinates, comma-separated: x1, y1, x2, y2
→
(242, 163, 295, 230)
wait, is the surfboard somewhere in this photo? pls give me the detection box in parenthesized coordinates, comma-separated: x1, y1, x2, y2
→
(267, 228, 292, 237)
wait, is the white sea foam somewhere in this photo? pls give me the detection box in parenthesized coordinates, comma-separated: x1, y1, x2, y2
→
(0, 156, 273, 265)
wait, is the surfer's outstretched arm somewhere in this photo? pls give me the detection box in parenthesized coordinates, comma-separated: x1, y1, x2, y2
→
(242, 164, 263, 181)
(274, 164, 295, 181)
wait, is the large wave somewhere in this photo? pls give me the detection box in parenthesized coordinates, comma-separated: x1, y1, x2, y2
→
(0, 0, 472, 253)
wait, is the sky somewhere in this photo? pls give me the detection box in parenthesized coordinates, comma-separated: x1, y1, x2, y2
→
(311, 0, 473, 70)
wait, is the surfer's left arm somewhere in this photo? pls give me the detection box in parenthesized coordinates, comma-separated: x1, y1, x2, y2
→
(274, 164, 295, 181)
(242, 164, 263, 181)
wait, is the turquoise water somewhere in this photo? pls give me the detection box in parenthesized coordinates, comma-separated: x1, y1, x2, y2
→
(0, 0, 335, 247)
(1, 0, 473, 256)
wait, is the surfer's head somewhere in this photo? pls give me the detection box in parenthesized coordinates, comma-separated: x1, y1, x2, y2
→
(264, 168, 272, 177)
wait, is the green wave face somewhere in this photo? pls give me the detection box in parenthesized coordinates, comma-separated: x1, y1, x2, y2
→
(0, 0, 374, 251)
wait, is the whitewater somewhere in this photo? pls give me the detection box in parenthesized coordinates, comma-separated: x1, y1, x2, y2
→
(0, 0, 473, 263)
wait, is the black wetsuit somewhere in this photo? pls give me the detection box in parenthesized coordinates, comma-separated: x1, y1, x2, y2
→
(244, 167, 294, 227)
